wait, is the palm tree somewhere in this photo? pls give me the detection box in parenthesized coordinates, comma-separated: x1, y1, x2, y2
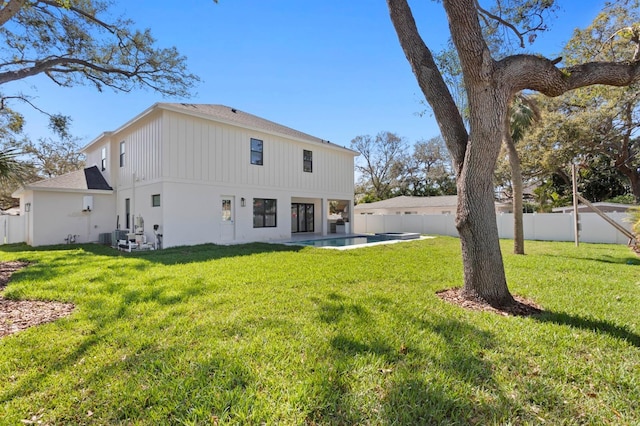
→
(504, 93, 540, 255)
(0, 148, 27, 186)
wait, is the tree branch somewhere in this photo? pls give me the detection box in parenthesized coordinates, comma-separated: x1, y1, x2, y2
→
(386, 0, 468, 174)
(442, 0, 493, 83)
(0, 0, 27, 26)
(0, 0, 199, 99)
(36, 0, 118, 34)
(498, 54, 640, 97)
(473, 0, 525, 48)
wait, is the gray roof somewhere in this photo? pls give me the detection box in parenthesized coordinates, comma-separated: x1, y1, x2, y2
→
(355, 195, 458, 210)
(20, 166, 112, 192)
(84, 103, 359, 155)
(27, 170, 87, 190)
(552, 202, 636, 213)
(163, 103, 323, 143)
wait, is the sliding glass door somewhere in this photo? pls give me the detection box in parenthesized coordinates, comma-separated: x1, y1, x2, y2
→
(291, 203, 314, 233)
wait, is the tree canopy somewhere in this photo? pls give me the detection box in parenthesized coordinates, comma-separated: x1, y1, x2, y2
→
(0, 0, 198, 95)
(0, 0, 199, 146)
(0, 0, 200, 205)
(352, 133, 455, 203)
(518, 1, 640, 203)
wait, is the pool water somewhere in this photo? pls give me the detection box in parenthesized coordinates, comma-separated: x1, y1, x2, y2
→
(296, 235, 392, 247)
(293, 233, 424, 248)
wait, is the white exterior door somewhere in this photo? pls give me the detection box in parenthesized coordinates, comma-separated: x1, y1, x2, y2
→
(220, 196, 235, 242)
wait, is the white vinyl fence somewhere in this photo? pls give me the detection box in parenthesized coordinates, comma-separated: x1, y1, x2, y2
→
(0, 214, 25, 245)
(353, 212, 634, 245)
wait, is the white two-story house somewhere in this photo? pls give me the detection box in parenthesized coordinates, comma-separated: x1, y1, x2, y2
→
(14, 103, 358, 247)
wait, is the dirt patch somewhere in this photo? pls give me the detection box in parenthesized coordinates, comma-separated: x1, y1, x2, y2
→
(437, 287, 543, 317)
(0, 261, 75, 338)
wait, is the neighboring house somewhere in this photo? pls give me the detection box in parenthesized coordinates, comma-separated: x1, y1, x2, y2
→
(354, 195, 511, 215)
(0, 207, 20, 216)
(552, 202, 636, 214)
(13, 103, 358, 247)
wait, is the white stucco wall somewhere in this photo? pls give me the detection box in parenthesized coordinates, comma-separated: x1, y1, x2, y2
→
(159, 182, 295, 248)
(28, 190, 115, 246)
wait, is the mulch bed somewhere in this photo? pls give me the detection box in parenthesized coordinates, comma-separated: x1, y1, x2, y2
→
(437, 287, 543, 316)
(0, 261, 75, 338)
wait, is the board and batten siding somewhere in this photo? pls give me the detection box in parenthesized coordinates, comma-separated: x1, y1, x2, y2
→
(84, 141, 111, 184)
(160, 110, 354, 195)
(84, 112, 163, 189)
(116, 114, 163, 188)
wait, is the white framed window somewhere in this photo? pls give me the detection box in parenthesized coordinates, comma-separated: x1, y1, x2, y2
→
(250, 138, 263, 165)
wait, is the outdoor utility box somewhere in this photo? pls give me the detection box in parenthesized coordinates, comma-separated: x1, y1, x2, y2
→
(83, 195, 94, 212)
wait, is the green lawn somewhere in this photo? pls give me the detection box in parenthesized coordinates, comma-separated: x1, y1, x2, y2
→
(0, 237, 638, 425)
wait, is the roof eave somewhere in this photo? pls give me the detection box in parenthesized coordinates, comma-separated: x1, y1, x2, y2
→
(81, 102, 163, 152)
(17, 186, 114, 195)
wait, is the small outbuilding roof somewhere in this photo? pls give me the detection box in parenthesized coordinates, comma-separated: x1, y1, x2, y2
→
(13, 166, 112, 195)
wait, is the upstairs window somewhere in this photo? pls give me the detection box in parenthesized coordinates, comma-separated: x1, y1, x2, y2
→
(250, 138, 263, 165)
(151, 194, 160, 207)
(303, 150, 313, 173)
(119, 141, 125, 167)
(101, 147, 107, 171)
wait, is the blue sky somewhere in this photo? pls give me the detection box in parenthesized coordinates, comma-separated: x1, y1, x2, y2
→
(5, 0, 608, 151)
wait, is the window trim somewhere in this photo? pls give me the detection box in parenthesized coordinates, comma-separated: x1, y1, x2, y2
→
(250, 138, 263, 165)
(151, 194, 161, 207)
(253, 198, 277, 228)
(303, 149, 313, 173)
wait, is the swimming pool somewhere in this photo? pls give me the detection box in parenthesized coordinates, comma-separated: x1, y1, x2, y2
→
(292, 233, 422, 249)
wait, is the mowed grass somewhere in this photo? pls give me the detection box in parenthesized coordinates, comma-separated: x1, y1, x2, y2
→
(0, 237, 638, 425)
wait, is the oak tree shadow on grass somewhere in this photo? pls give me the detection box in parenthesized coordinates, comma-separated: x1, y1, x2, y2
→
(533, 310, 640, 347)
(378, 316, 511, 424)
(73, 345, 254, 424)
(381, 313, 595, 425)
(0, 277, 264, 424)
(307, 292, 538, 424)
(0, 242, 305, 266)
(538, 252, 640, 266)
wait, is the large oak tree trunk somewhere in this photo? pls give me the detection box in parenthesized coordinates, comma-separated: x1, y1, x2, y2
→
(457, 170, 515, 305)
(457, 90, 515, 306)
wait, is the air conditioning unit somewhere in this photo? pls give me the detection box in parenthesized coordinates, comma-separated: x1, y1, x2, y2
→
(98, 233, 112, 245)
(112, 229, 129, 247)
